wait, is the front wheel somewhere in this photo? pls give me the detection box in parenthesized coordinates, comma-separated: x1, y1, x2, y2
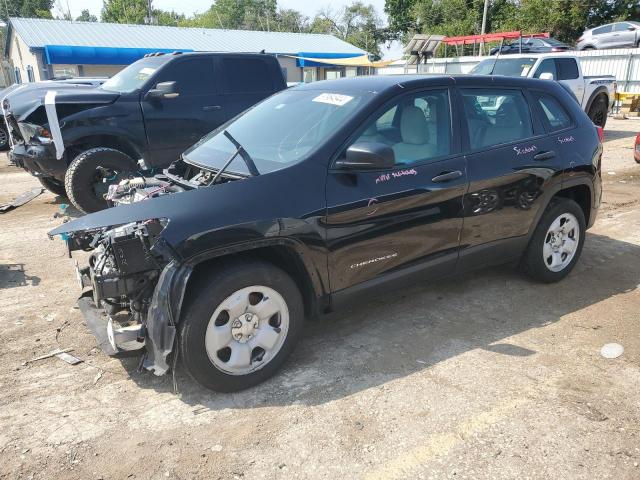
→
(64, 147, 137, 213)
(0, 124, 9, 151)
(520, 198, 586, 283)
(178, 259, 304, 392)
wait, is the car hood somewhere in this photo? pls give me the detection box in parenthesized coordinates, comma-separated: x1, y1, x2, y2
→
(3, 83, 119, 122)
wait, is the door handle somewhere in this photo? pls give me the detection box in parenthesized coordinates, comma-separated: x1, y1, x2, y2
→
(533, 151, 556, 161)
(431, 170, 463, 183)
(202, 105, 222, 111)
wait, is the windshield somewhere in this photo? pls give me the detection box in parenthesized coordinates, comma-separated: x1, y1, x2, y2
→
(183, 89, 369, 175)
(101, 56, 168, 93)
(471, 58, 537, 77)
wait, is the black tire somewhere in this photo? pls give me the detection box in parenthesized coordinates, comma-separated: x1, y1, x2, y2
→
(64, 147, 137, 213)
(38, 177, 67, 197)
(520, 198, 586, 283)
(587, 94, 608, 129)
(0, 124, 9, 151)
(178, 258, 304, 392)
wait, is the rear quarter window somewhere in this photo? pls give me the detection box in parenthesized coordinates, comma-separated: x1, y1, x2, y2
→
(533, 92, 573, 132)
(222, 58, 274, 93)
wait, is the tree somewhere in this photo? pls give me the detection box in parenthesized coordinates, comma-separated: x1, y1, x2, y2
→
(0, 0, 54, 22)
(311, 2, 384, 58)
(101, 0, 148, 24)
(274, 8, 309, 33)
(76, 9, 97, 22)
(181, 0, 278, 31)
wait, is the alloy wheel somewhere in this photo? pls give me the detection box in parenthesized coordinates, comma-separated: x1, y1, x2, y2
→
(543, 212, 580, 272)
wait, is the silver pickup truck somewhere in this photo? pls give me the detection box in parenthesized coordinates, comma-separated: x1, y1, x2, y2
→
(471, 54, 616, 128)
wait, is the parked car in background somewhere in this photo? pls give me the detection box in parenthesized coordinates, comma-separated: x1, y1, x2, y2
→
(577, 21, 640, 50)
(51, 74, 602, 392)
(4, 52, 286, 213)
(490, 37, 572, 55)
(470, 54, 616, 127)
(634, 132, 640, 163)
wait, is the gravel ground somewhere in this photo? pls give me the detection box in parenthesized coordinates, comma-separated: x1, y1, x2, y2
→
(1, 118, 639, 480)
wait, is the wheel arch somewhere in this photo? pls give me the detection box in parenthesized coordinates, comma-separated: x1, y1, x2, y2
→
(182, 239, 329, 320)
(553, 183, 592, 227)
(64, 134, 142, 164)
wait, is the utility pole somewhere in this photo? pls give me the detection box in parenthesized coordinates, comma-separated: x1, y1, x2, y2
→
(145, 0, 156, 25)
(480, 0, 489, 56)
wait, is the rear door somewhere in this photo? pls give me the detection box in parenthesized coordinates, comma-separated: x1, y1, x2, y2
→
(457, 85, 563, 269)
(325, 87, 467, 293)
(215, 55, 280, 122)
(141, 56, 219, 166)
(555, 58, 584, 104)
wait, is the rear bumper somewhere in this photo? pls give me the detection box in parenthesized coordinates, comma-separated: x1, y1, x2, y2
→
(10, 143, 66, 181)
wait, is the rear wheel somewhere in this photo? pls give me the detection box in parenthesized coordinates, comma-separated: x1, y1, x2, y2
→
(178, 259, 304, 392)
(38, 177, 67, 197)
(587, 94, 608, 128)
(520, 198, 586, 283)
(64, 147, 137, 213)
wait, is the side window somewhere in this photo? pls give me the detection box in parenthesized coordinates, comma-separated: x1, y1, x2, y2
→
(534, 93, 573, 132)
(534, 59, 557, 79)
(461, 88, 534, 150)
(222, 58, 273, 93)
(351, 89, 452, 166)
(593, 25, 612, 35)
(614, 22, 631, 32)
(556, 58, 579, 80)
(154, 58, 214, 95)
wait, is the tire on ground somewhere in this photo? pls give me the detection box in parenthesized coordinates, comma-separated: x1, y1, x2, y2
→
(38, 177, 67, 197)
(0, 125, 9, 151)
(520, 197, 586, 283)
(178, 258, 305, 392)
(64, 147, 137, 213)
(587, 94, 608, 129)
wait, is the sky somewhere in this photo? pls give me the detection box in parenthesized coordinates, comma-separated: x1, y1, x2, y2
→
(54, 0, 402, 59)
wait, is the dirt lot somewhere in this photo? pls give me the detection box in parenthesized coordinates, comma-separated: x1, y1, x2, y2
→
(1, 118, 640, 480)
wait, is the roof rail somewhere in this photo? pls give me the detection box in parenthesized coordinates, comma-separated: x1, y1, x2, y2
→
(172, 51, 183, 55)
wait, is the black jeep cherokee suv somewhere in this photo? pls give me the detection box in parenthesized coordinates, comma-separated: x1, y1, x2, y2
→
(5, 52, 285, 213)
(50, 75, 602, 392)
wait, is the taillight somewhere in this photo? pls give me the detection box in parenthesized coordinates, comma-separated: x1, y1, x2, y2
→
(597, 126, 604, 143)
(635, 133, 640, 149)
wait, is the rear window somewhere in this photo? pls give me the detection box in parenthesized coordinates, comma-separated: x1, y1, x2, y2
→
(471, 58, 538, 77)
(593, 25, 612, 35)
(222, 58, 273, 93)
(461, 88, 534, 150)
(534, 93, 573, 132)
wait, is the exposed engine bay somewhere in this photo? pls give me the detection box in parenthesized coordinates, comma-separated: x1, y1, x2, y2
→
(106, 158, 243, 206)
(72, 220, 168, 353)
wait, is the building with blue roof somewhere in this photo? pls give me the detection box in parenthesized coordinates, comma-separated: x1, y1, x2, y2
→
(3, 17, 368, 85)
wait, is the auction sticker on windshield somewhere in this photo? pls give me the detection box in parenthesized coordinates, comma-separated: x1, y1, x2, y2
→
(313, 93, 354, 106)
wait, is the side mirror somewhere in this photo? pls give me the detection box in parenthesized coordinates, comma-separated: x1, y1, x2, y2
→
(335, 142, 395, 170)
(146, 81, 179, 99)
(539, 72, 555, 81)
(627, 25, 636, 31)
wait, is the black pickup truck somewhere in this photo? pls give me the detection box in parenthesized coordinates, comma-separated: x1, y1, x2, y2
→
(5, 52, 286, 212)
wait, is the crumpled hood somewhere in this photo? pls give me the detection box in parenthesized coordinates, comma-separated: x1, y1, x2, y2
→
(3, 83, 119, 122)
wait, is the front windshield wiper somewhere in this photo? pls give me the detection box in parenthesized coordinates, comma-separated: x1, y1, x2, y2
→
(223, 130, 260, 176)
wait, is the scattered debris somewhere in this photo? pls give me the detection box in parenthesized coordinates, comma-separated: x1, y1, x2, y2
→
(53, 203, 69, 218)
(0, 187, 44, 213)
(24, 348, 73, 365)
(601, 343, 624, 359)
(56, 351, 83, 365)
(210, 445, 223, 452)
(92, 370, 104, 385)
(607, 171, 616, 175)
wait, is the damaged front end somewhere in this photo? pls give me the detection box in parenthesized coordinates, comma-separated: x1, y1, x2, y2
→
(68, 218, 190, 375)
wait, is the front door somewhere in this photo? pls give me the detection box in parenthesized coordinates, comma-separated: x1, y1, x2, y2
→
(141, 56, 223, 167)
(325, 88, 467, 293)
(457, 86, 564, 268)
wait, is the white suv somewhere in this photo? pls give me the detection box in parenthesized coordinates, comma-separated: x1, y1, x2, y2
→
(577, 21, 640, 50)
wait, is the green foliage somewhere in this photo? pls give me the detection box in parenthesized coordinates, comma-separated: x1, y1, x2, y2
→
(101, 0, 148, 24)
(386, 0, 640, 45)
(0, 0, 54, 22)
(76, 9, 97, 22)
